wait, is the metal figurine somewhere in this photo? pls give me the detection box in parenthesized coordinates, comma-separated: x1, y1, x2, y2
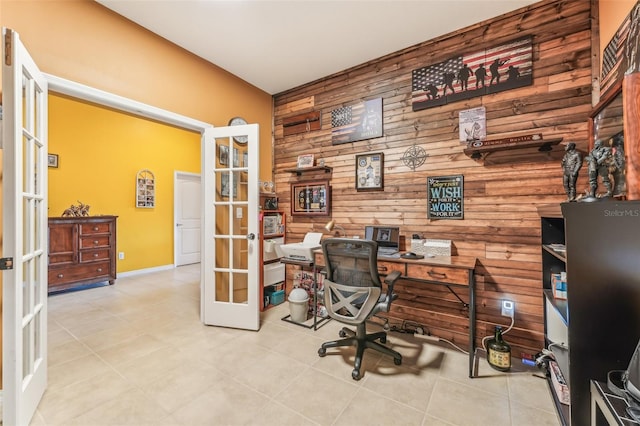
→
(561, 142, 582, 201)
(611, 133, 627, 197)
(585, 139, 614, 199)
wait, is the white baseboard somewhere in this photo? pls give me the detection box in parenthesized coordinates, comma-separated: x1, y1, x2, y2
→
(118, 264, 174, 278)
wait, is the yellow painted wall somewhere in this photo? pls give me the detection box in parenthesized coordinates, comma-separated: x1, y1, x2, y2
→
(49, 93, 200, 271)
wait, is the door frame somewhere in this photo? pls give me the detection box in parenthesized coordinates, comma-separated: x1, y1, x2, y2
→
(174, 171, 202, 266)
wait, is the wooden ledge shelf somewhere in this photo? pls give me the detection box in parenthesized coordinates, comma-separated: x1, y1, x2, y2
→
(285, 166, 333, 176)
(464, 137, 564, 165)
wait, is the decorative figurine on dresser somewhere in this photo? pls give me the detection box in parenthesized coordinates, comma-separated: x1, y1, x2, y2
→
(48, 214, 118, 293)
(561, 142, 582, 201)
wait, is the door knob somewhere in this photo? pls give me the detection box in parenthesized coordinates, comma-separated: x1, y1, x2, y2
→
(176, 223, 183, 227)
(247, 233, 256, 240)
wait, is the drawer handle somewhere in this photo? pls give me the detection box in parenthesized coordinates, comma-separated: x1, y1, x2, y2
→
(93, 227, 99, 231)
(94, 240, 99, 245)
(428, 271, 447, 280)
(94, 253, 99, 257)
(378, 266, 388, 272)
(97, 268, 103, 272)
(57, 273, 64, 278)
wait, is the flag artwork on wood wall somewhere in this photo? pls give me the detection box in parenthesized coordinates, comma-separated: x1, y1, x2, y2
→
(411, 37, 532, 112)
(331, 97, 383, 145)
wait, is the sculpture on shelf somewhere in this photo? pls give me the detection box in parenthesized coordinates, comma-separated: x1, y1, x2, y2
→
(585, 139, 614, 199)
(611, 132, 627, 197)
(561, 142, 582, 201)
(62, 201, 90, 217)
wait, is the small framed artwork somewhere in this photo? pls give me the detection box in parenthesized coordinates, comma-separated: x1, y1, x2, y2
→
(297, 154, 315, 169)
(48, 154, 59, 168)
(355, 152, 384, 191)
(291, 180, 330, 216)
(219, 145, 229, 166)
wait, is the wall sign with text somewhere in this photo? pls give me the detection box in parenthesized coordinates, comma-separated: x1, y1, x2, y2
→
(427, 175, 464, 220)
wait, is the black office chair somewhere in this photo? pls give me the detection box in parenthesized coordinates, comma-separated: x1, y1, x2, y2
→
(317, 238, 402, 380)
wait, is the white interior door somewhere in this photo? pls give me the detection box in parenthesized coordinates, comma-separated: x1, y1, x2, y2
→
(2, 28, 49, 426)
(201, 124, 259, 330)
(175, 171, 201, 266)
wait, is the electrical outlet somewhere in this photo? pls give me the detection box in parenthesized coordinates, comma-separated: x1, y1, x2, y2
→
(118, 252, 125, 260)
(501, 299, 515, 318)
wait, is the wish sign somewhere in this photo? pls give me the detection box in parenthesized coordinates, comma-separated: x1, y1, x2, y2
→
(427, 175, 464, 220)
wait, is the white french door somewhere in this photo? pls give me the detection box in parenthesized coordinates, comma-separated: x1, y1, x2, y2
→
(201, 124, 260, 330)
(2, 28, 49, 426)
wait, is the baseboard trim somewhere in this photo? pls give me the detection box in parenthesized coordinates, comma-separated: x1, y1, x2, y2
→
(118, 264, 175, 278)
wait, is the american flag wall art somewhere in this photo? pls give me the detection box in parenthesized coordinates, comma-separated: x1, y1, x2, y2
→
(411, 37, 533, 112)
(331, 98, 383, 145)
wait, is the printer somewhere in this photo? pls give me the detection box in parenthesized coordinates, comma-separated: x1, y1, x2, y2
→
(279, 232, 322, 262)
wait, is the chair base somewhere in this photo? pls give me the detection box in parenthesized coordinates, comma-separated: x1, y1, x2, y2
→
(318, 322, 402, 380)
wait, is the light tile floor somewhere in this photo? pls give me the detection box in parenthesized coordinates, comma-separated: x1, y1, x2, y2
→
(30, 264, 560, 425)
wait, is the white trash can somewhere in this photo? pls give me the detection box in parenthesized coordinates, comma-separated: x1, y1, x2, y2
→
(288, 288, 309, 323)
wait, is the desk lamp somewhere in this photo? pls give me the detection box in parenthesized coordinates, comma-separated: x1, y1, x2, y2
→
(324, 220, 346, 237)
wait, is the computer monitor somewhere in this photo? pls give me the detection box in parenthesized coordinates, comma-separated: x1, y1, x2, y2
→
(364, 226, 400, 249)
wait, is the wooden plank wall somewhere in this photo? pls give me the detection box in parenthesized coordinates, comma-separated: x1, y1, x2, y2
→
(272, 0, 593, 357)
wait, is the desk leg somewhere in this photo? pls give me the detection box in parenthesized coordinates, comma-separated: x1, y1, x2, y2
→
(468, 270, 476, 378)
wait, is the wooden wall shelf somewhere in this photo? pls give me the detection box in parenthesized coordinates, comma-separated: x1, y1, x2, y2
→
(464, 137, 564, 165)
(285, 166, 333, 176)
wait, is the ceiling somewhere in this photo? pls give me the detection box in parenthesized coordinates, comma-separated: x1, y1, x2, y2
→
(96, 0, 539, 95)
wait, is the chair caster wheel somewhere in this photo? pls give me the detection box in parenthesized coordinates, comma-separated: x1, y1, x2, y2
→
(352, 369, 361, 380)
(318, 348, 326, 357)
(383, 322, 390, 331)
(394, 357, 402, 366)
(339, 330, 347, 338)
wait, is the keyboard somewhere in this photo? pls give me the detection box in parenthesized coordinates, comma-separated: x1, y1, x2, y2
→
(378, 248, 399, 257)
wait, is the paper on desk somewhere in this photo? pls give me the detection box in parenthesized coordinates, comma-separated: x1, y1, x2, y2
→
(303, 232, 323, 245)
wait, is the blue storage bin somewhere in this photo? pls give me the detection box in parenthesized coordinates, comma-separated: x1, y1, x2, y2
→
(268, 289, 285, 305)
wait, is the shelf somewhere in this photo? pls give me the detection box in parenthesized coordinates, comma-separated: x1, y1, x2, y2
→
(544, 289, 569, 325)
(464, 137, 563, 165)
(542, 244, 567, 262)
(284, 165, 333, 176)
(264, 233, 284, 239)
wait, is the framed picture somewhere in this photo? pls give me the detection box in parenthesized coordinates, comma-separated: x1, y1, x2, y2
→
(48, 153, 59, 168)
(355, 152, 384, 191)
(427, 175, 464, 220)
(297, 154, 315, 169)
(291, 180, 330, 216)
(219, 145, 229, 166)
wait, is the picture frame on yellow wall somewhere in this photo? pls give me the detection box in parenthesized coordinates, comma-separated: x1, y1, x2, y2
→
(48, 153, 59, 168)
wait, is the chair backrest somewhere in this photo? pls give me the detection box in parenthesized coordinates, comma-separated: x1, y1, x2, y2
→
(321, 238, 382, 325)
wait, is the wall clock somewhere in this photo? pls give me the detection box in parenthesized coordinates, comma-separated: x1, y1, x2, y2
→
(228, 116, 248, 144)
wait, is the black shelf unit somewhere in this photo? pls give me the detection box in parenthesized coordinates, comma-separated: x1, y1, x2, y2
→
(548, 200, 640, 426)
(539, 204, 570, 425)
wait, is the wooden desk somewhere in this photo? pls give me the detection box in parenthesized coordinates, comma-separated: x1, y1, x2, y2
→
(314, 250, 477, 377)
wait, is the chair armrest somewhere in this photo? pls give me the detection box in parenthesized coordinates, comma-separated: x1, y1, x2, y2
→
(383, 270, 401, 286)
(382, 270, 401, 307)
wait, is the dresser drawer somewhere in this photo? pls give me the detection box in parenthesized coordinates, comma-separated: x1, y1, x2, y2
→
(49, 252, 75, 265)
(79, 222, 111, 236)
(376, 261, 405, 277)
(49, 261, 111, 285)
(406, 264, 469, 286)
(79, 235, 111, 249)
(79, 248, 111, 263)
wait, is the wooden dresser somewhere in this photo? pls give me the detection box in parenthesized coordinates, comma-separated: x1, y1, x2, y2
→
(48, 216, 118, 293)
